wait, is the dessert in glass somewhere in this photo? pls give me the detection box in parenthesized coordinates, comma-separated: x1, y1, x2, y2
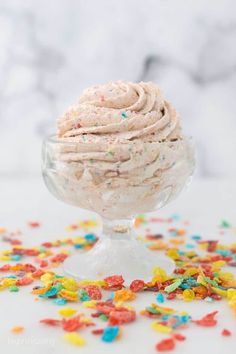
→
(42, 81, 195, 283)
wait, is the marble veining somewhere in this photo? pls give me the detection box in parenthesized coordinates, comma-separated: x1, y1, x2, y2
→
(0, 0, 236, 177)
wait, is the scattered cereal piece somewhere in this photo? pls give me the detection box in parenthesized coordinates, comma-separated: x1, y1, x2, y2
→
(83, 284, 102, 300)
(11, 326, 24, 333)
(40, 318, 61, 326)
(164, 279, 183, 293)
(156, 293, 165, 303)
(194, 311, 218, 327)
(92, 328, 104, 335)
(58, 307, 77, 317)
(103, 275, 124, 290)
(9, 285, 19, 292)
(114, 289, 136, 302)
(221, 329, 231, 336)
(130, 279, 145, 292)
(151, 322, 172, 334)
(109, 309, 136, 325)
(28, 222, 40, 228)
(82, 300, 97, 308)
(63, 332, 85, 346)
(182, 289, 195, 302)
(156, 338, 175, 352)
(172, 333, 186, 341)
(62, 316, 83, 332)
(102, 326, 119, 342)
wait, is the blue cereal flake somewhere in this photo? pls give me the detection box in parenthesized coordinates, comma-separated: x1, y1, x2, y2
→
(180, 315, 191, 323)
(39, 286, 59, 298)
(53, 298, 67, 306)
(170, 214, 181, 221)
(78, 289, 90, 302)
(121, 112, 127, 119)
(81, 295, 91, 302)
(156, 293, 165, 303)
(186, 243, 195, 249)
(216, 249, 232, 256)
(84, 233, 97, 242)
(191, 234, 202, 240)
(180, 283, 190, 289)
(107, 292, 114, 300)
(102, 326, 119, 342)
(74, 244, 83, 249)
(11, 255, 22, 261)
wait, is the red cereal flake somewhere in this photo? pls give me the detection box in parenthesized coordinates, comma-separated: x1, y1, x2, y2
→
(210, 294, 222, 301)
(221, 329, 231, 336)
(25, 249, 40, 256)
(32, 269, 45, 278)
(62, 316, 83, 332)
(166, 293, 176, 300)
(103, 275, 124, 290)
(41, 242, 53, 248)
(16, 277, 34, 286)
(109, 309, 136, 325)
(83, 285, 102, 300)
(51, 253, 68, 263)
(28, 222, 40, 228)
(40, 318, 61, 326)
(10, 239, 22, 245)
(92, 328, 104, 335)
(174, 268, 186, 275)
(130, 279, 145, 292)
(0, 264, 11, 272)
(207, 240, 218, 252)
(194, 311, 218, 327)
(173, 333, 186, 341)
(96, 301, 115, 315)
(156, 338, 175, 351)
(23, 264, 37, 272)
(38, 260, 49, 268)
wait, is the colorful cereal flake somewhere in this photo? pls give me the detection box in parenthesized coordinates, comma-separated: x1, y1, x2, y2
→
(63, 332, 86, 346)
(1, 215, 236, 351)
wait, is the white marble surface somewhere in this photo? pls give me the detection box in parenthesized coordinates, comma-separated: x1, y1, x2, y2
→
(0, 0, 236, 177)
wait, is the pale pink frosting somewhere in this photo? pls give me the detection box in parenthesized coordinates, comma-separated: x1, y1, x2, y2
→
(57, 81, 182, 142)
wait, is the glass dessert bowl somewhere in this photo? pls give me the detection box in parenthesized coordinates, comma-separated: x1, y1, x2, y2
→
(42, 135, 195, 283)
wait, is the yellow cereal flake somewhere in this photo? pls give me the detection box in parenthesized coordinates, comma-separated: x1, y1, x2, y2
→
(62, 278, 78, 291)
(114, 289, 136, 302)
(82, 300, 97, 308)
(58, 307, 77, 317)
(40, 273, 54, 285)
(59, 289, 78, 301)
(182, 289, 195, 302)
(151, 322, 172, 333)
(63, 332, 85, 346)
(79, 279, 107, 287)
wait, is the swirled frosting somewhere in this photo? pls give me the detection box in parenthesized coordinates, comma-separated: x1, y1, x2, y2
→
(57, 81, 182, 142)
(54, 81, 192, 219)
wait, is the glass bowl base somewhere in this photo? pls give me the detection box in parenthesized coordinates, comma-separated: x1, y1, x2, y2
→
(63, 238, 175, 284)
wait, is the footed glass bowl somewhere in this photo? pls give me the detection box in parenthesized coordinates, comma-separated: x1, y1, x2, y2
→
(42, 135, 195, 283)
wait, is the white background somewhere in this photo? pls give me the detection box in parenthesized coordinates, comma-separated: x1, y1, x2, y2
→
(0, 0, 236, 178)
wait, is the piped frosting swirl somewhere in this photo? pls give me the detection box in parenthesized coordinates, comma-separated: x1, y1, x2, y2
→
(57, 81, 182, 142)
